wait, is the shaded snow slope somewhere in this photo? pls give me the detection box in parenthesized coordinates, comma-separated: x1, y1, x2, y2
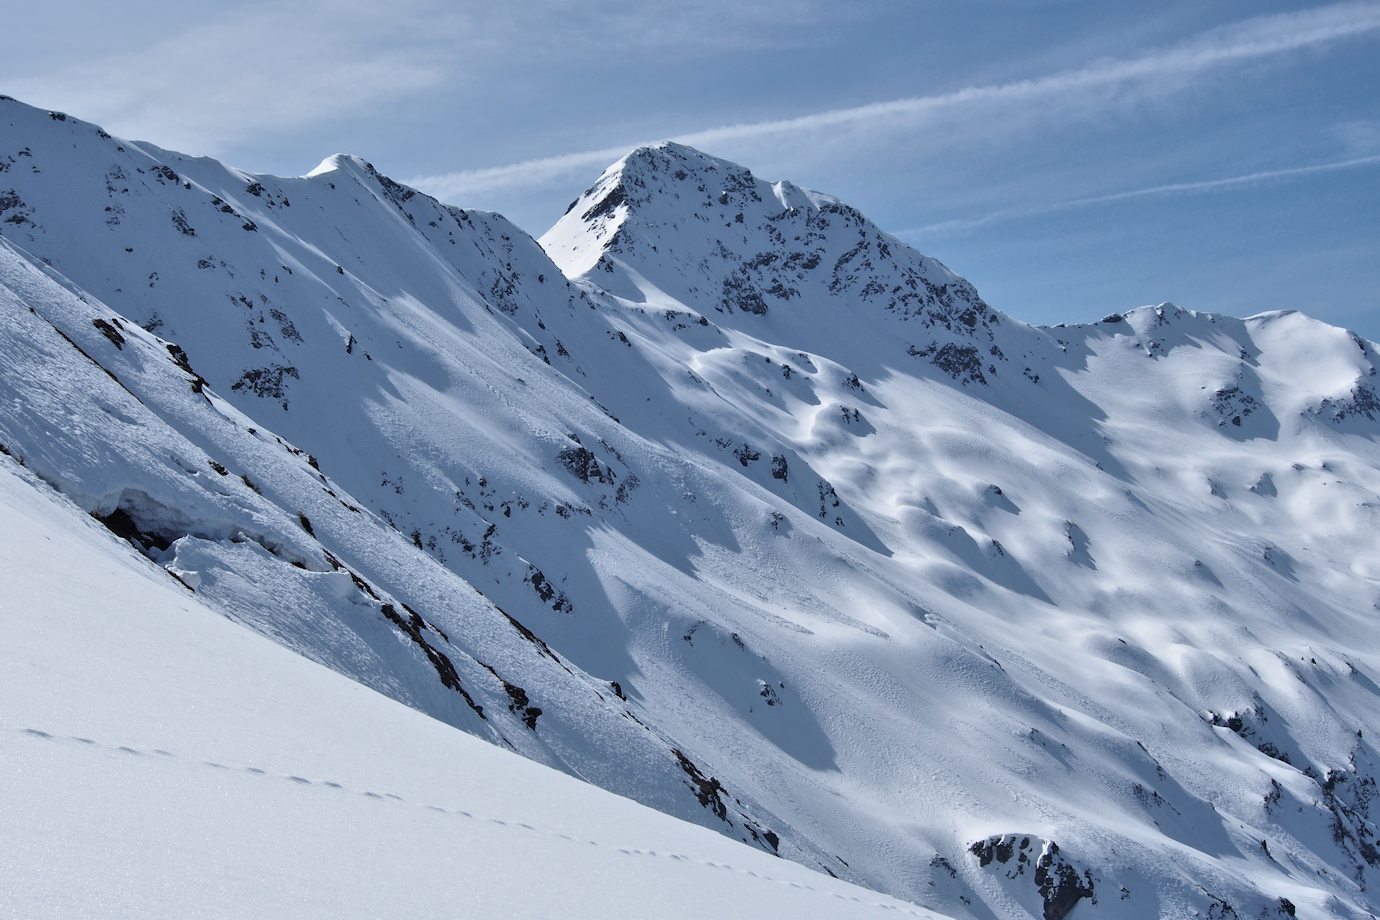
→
(0, 460, 940, 920)
(3, 97, 1380, 918)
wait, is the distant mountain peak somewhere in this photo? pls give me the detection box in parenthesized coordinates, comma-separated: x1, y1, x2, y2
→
(305, 153, 372, 178)
(567, 141, 851, 238)
(542, 144, 1001, 374)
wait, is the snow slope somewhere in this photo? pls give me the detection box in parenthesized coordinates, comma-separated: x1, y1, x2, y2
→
(0, 458, 937, 919)
(3, 96, 1380, 918)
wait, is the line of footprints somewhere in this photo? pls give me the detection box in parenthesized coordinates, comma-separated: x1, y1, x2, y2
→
(14, 725, 924, 915)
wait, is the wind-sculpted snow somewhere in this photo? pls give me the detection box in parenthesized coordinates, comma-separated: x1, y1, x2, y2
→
(3, 96, 1380, 918)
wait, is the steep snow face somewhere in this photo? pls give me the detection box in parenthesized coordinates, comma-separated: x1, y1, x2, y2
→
(0, 459, 942, 920)
(0, 232, 811, 867)
(4, 95, 1380, 920)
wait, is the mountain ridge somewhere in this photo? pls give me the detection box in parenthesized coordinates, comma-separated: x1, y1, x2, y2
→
(3, 94, 1379, 919)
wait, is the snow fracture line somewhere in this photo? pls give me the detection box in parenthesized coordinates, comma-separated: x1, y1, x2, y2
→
(13, 726, 923, 915)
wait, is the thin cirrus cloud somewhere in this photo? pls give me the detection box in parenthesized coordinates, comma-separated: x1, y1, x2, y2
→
(407, 1, 1380, 201)
(3, 0, 838, 162)
(4, 1, 452, 157)
(900, 153, 1380, 237)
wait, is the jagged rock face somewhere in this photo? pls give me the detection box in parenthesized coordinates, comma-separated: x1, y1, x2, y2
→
(4, 96, 1380, 919)
(969, 836, 1095, 920)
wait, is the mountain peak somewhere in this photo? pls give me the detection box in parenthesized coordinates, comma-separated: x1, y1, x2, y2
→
(568, 141, 847, 231)
(541, 145, 998, 367)
(305, 153, 374, 179)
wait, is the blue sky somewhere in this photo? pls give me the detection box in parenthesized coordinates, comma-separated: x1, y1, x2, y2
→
(6, 1, 1379, 336)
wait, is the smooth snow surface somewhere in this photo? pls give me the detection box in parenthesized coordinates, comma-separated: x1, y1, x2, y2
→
(3, 98, 1379, 918)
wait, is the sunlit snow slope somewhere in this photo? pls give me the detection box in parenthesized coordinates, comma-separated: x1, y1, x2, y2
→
(0, 459, 937, 920)
(3, 96, 1379, 919)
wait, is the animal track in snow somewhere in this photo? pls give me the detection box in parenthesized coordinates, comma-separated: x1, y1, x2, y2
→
(11, 725, 924, 914)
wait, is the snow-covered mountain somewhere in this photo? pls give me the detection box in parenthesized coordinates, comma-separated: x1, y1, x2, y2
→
(3, 95, 1379, 918)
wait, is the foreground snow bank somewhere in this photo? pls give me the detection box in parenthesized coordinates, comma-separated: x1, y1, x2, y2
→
(0, 461, 940, 920)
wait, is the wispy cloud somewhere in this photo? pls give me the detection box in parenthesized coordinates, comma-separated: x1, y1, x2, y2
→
(7, 0, 453, 157)
(408, 1, 1380, 200)
(899, 154, 1380, 237)
(4, 0, 841, 163)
